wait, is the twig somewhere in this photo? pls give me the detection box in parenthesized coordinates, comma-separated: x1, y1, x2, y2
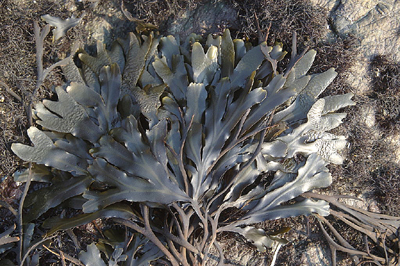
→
(0, 80, 22, 102)
(20, 235, 55, 266)
(42, 245, 84, 266)
(60, 251, 67, 266)
(66, 228, 81, 251)
(254, 13, 271, 44)
(0, 199, 18, 216)
(254, 13, 262, 44)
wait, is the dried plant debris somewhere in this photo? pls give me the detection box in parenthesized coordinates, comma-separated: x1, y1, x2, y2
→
(121, 0, 201, 32)
(355, 55, 400, 221)
(231, 0, 328, 46)
(6, 23, 399, 265)
(369, 55, 400, 132)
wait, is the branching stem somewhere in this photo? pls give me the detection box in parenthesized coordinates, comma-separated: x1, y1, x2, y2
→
(114, 214, 179, 266)
(18, 162, 32, 265)
(207, 127, 267, 211)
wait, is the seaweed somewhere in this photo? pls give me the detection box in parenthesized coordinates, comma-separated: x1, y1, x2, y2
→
(4, 12, 399, 266)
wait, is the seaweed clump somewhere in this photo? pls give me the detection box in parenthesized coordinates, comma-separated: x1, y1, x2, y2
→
(3, 20, 399, 266)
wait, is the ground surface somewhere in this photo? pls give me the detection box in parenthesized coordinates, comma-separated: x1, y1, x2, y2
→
(0, 0, 399, 265)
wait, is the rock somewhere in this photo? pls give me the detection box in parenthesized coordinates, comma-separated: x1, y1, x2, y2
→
(165, 1, 238, 40)
(312, 0, 400, 93)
